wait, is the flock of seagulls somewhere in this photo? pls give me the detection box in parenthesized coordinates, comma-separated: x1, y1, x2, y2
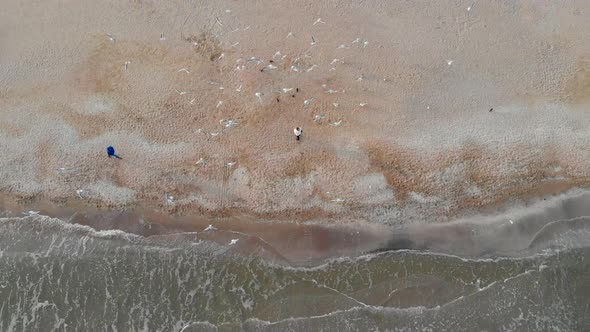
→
(102, 13, 389, 209)
(78, 6, 493, 249)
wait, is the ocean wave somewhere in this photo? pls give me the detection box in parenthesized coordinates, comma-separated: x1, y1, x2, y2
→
(1, 211, 589, 331)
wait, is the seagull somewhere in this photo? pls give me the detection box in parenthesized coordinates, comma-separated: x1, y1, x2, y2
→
(160, 33, 166, 41)
(217, 53, 225, 60)
(274, 51, 282, 58)
(306, 64, 318, 72)
(363, 41, 369, 48)
(208, 81, 222, 85)
(225, 9, 231, 13)
(230, 42, 239, 47)
(332, 103, 339, 107)
(359, 103, 367, 107)
(281, 88, 293, 93)
(247, 57, 262, 64)
(325, 89, 338, 94)
(56, 167, 74, 173)
(106, 34, 116, 43)
(313, 114, 325, 122)
(303, 98, 313, 107)
(204, 224, 217, 231)
(76, 189, 86, 199)
(196, 158, 207, 165)
(351, 38, 360, 44)
(311, 36, 316, 45)
(290, 65, 300, 72)
(330, 120, 342, 126)
(337, 44, 349, 49)
(266, 64, 278, 70)
(229, 239, 239, 245)
(313, 18, 326, 25)
(189, 98, 196, 105)
(509, 219, 514, 224)
(22, 211, 40, 216)
(216, 100, 223, 108)
(330, 58, 343, 65)
(226, 162, 236, 168)
(124, 61, 131, 71)
(165, 194, 175, 204)
(286, 32, 294, 38)
(209, 132, 220, 137)
(447, 60, 454, 66)
(331, 198, 345, 203)
(221, 119, 238, 128)
(178, 68, 190, 74)
(175, 90, 187, 95)
(255, 92, 263, 103)
(236, 84, 242, 92)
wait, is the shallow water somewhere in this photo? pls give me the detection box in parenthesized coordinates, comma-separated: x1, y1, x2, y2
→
(1, 193, 590, 331)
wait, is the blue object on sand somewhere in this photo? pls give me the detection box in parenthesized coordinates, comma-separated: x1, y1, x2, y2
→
(106, 146, 121, 159)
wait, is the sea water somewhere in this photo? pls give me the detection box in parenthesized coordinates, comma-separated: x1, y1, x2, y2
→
(0, 212, 589, 331)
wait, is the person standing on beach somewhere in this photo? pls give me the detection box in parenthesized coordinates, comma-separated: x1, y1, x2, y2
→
(293, 127, 303, 141)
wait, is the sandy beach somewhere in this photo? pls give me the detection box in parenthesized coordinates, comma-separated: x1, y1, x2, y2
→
(1, 0, 590, 223)
(2, 1, 590, 329)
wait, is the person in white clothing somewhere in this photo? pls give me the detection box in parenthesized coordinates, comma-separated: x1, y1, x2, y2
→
(293, 127, 303, 141)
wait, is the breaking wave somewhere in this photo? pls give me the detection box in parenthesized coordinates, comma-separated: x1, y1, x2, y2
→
(0, 210, 589, 331)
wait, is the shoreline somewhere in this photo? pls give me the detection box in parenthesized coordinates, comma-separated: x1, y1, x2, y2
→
(3, 187, 590, 264)
(0, 193, 393, 264)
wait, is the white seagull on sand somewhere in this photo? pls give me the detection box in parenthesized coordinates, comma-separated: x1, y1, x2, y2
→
(313, 18, 326, 25)
(204, 224, 217, 231)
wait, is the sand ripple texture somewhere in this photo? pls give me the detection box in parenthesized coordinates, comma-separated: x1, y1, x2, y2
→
(1, 0, 590, 220)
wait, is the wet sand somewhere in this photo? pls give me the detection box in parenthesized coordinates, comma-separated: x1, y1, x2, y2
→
(0, 193, 392, 264)
(1, 0, 590, 223)
(3, 188, 590, 264)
